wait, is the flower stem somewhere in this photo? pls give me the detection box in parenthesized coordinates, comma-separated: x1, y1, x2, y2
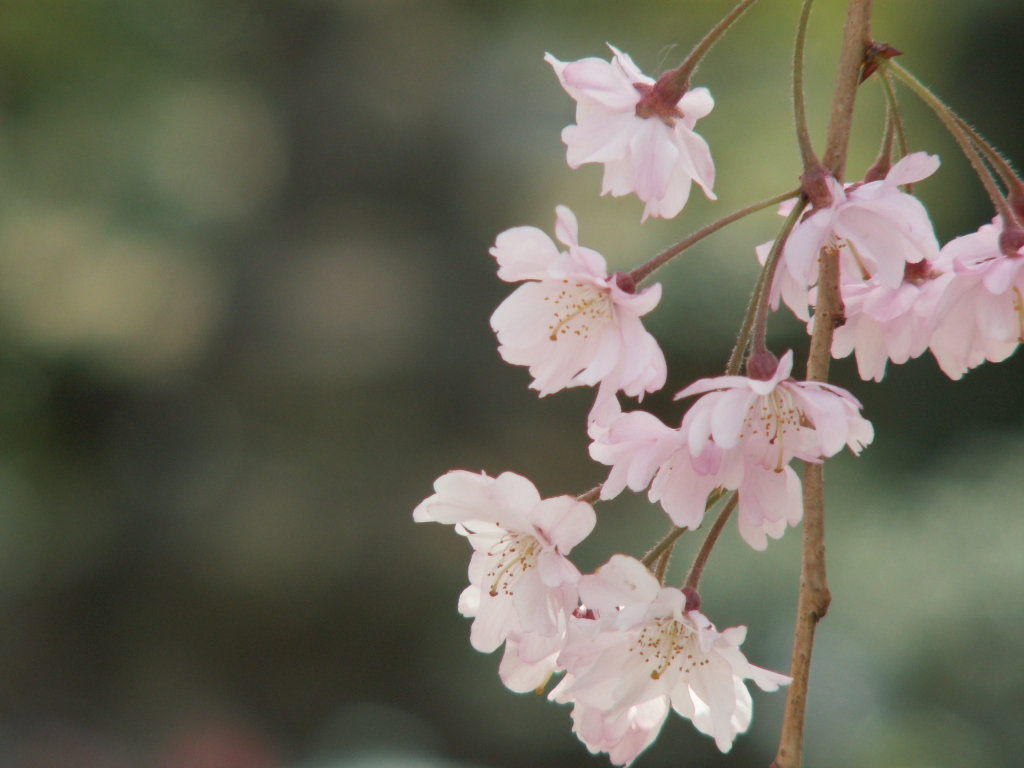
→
(749, 197, 810, 360)
(630, 188, 800, 285)
(683, 492, 737, 591)
(793, 0, 819, 173)
(879, 70, 909, 161)
(864, 97, 895, 182)
(640, 487, 729, 573)
(886, 60, 1020, 227)
(641, 526, 687, 570)
(668, 0, 762, 89)
(576, 485, 603, 504)
(950, 112, 1024, 203)
(773, 3, 871, 767)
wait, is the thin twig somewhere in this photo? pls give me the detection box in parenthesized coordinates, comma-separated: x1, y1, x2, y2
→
(629, 188, 800, 285)
(951, 112, 1024, 197)
(724, 195, 808, 376)
(683, 492, 738, 590)
(793, 0, 819, 172)
(748, 198, 810, 360)
(773, 2, 871, 767)
(669, 0, 762, 88)
(576, 485, 602, 504)
(879, 70, 910, 161)
(640, 526, 687, 569)
(886, 60, 1019, 226)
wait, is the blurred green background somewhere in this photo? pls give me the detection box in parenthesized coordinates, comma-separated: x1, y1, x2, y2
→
(0, 0, 1021, 766)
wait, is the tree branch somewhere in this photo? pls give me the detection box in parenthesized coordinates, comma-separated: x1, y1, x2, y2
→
(772, 2, 872, 767)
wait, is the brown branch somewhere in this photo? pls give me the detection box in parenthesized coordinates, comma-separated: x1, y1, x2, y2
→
(576, 485, 603, 504)
(772, 2, 871, 767)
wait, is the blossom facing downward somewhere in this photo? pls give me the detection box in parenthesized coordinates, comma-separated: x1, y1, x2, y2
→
(550, 556, 789, 763)
(414, 470, 595, 691)
(929, 215, 1024, 379)
(490, 206, 666, 424)
(783, 152, 941, 290)
(590, 351, 873, 548)
(824, 259, 954, 382)
(546, 46, 715, 221)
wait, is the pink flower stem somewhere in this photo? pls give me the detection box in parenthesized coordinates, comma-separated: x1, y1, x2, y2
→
(773, 3, 872, 767)
(629, 188, 800, 285)
(666, 0, 762, 90)
(886, 60, 1021, 229)
(682, 492, 738, 591)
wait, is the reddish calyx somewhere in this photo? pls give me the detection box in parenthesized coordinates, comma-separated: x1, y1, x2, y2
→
(903, 259, 941, 286)
(999, 226, 1024, 257)
(611, 271, 637, 294)
(682, 586, 701, 613)
(634, 71, 687, 121)
(800, 165, 834, 211)
(745, 349, 780, 381)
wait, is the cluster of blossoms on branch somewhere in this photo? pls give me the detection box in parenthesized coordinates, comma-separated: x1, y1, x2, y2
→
(415, 1, 1024, 764)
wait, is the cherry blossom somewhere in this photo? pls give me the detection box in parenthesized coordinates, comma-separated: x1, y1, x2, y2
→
(591, 351, 873, 548)
(413, 470, 595, 661)
(783, 152, 941, 290)
(823, 259, 954, 382)
(929, 215, 1024, 379)
(546, 46, 715, 221)
(490, 206, 666, 424)
(550, 556, 789, 761)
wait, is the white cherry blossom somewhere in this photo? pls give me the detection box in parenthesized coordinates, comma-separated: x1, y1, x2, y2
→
(591, 351, 873, 548)
(929, 215, 1024, 379)
(551, 556, 789, 760)
(490, 206, 666, 423)
(783, 152, 941, 289)
(413, 470, 595, 660)
(546, 46, 715, 221)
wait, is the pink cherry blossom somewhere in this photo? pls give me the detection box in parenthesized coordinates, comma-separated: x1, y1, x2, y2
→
(783, 152, 941, 290)
(490, 206, 667, 423)
(823, 259, 954, 382)
(929, 215, 1024, 379)
(550, 556, 789, 761)
(546, 46, 715, 221)
(590, 351, 873, 548)
(413, 470, 595, 664)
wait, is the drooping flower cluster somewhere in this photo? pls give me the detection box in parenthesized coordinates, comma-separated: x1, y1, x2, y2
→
(928, 215, 1024, 379)
(551, 556, 790, 760)
(415, 20, 1024, 766)
(757, 150, 1024, 383)
(414, 470, 595, 692)
(591, 350, 873, 549)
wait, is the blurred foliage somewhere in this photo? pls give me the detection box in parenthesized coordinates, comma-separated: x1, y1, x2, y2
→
(0, 0, 1019, 766)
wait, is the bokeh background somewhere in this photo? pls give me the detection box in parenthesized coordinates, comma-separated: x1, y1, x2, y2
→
(0, 0, 1021, 766)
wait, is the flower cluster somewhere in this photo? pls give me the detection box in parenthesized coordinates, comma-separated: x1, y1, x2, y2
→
(415, 21, 1024, 766)
(591, 350, 872, 549)
(760, 152, 1024, 383)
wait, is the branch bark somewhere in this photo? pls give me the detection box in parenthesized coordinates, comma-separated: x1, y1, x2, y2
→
(772, 2, 872, 767)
